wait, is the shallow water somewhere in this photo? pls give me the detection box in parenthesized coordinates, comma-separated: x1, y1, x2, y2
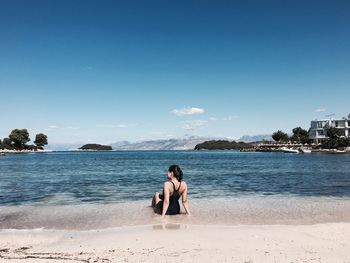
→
(1, 197, 350, 230)
(1, 151, 350, 229)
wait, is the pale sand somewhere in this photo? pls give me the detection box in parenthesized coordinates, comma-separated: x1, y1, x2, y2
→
(1, 223, 349, 263)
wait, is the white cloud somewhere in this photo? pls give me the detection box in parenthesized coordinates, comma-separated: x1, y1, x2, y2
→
(180, 115, 238, 130)
(171, 107, 205, 116)
(47, 125, 80, 130)
(208, 116, 239, 121)
(66, 126, 80, 130)
(96, 123, 138, 129)
(315, 108, 326, 112)
(182, 120, 208, 130)
(221, 115, 239, 121)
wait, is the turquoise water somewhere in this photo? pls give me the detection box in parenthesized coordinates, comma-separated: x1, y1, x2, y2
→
(1, 151, 350, 205)
(1, 151, 350, 229)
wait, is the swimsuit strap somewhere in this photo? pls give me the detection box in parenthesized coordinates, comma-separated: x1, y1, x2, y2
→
(171, 181, 181, 192)
(170, 181, 176, 192)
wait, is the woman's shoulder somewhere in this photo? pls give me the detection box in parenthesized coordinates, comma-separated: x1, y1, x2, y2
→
(163, 181, 172, 187)
(180, 181, 187, 187)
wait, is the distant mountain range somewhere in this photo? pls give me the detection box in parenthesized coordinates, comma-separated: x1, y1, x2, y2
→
(45, 134, 273, 151)
(109, 135, 217, 150)
(109, 134, 273, 150)
(238, 134, 272, 142)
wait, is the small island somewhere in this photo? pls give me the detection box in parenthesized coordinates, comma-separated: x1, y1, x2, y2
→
(194, 140, 254, 150)
(1, 129, 48, 153)
(79, 144, 112, 151)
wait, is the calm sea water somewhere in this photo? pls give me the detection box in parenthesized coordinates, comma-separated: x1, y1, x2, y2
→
(1, 151, 350, 206)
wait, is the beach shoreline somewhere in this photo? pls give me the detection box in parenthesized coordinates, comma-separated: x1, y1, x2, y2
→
(2, 196, 350, 230)
(1, 223, 349, 262)
(1, 151, 350, 262)
(0, 149, 51, 154)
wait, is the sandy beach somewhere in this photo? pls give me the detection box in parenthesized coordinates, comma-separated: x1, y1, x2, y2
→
(2, 152, 350, 262)
(1, 197, 350, 262)
(0, 223, 349, 263)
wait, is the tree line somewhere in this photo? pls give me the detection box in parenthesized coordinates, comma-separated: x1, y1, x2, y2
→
(0, 129, 48, 150)
(271, 127, 310, 144)
(79, 144, 112, 151)
(272, 127, 350, 148)
(194, 140, 253, 150)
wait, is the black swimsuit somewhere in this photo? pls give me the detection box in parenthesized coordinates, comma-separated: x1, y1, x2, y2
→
(154, 181, 181, 215)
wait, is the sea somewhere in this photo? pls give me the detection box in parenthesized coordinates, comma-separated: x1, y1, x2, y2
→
(1, 151, 350, 229)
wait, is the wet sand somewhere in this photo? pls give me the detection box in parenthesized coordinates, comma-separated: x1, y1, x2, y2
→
(1, 197, 350, 262)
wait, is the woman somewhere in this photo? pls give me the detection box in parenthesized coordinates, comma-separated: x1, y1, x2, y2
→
(152, 165, 190, 217)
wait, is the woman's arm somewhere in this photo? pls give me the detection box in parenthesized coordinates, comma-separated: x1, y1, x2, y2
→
(181, 183, 190, 215)
(161, 182, 170, 217)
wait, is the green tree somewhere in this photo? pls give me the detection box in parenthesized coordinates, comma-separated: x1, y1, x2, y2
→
(3, 137, 12, 146)
(79, 144, 112, 151)
(337, 137, 350, 148)
(322, 127, 345, 149)
(272, 130, 289, 143)
(9, 129, 30, 148)
(326, 127, 340, 139)
(34, 133, 48, 147)
(2, 137, 13, 149)
(291, 127, 310, 144)
(194, 140, 253, 150)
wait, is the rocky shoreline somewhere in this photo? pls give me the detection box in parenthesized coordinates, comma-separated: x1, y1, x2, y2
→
(240, 144, 350, 154)
(0, 149, 51, 154)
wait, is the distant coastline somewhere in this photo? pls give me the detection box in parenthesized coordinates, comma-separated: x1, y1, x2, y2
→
(78, 144, 112, 151)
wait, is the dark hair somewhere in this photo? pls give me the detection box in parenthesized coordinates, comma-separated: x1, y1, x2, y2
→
(168, 164, 183, 182)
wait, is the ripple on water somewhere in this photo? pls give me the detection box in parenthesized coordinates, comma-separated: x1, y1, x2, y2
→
(0, 151, 350, 206)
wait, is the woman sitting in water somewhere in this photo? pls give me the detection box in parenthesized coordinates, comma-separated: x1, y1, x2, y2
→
(152, 165, 190, 217)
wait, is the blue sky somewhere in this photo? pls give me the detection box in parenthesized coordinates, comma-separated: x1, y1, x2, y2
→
(0, 0, 349, 144)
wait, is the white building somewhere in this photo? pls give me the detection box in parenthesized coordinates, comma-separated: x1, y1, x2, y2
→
(309, 114, 350, 144)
